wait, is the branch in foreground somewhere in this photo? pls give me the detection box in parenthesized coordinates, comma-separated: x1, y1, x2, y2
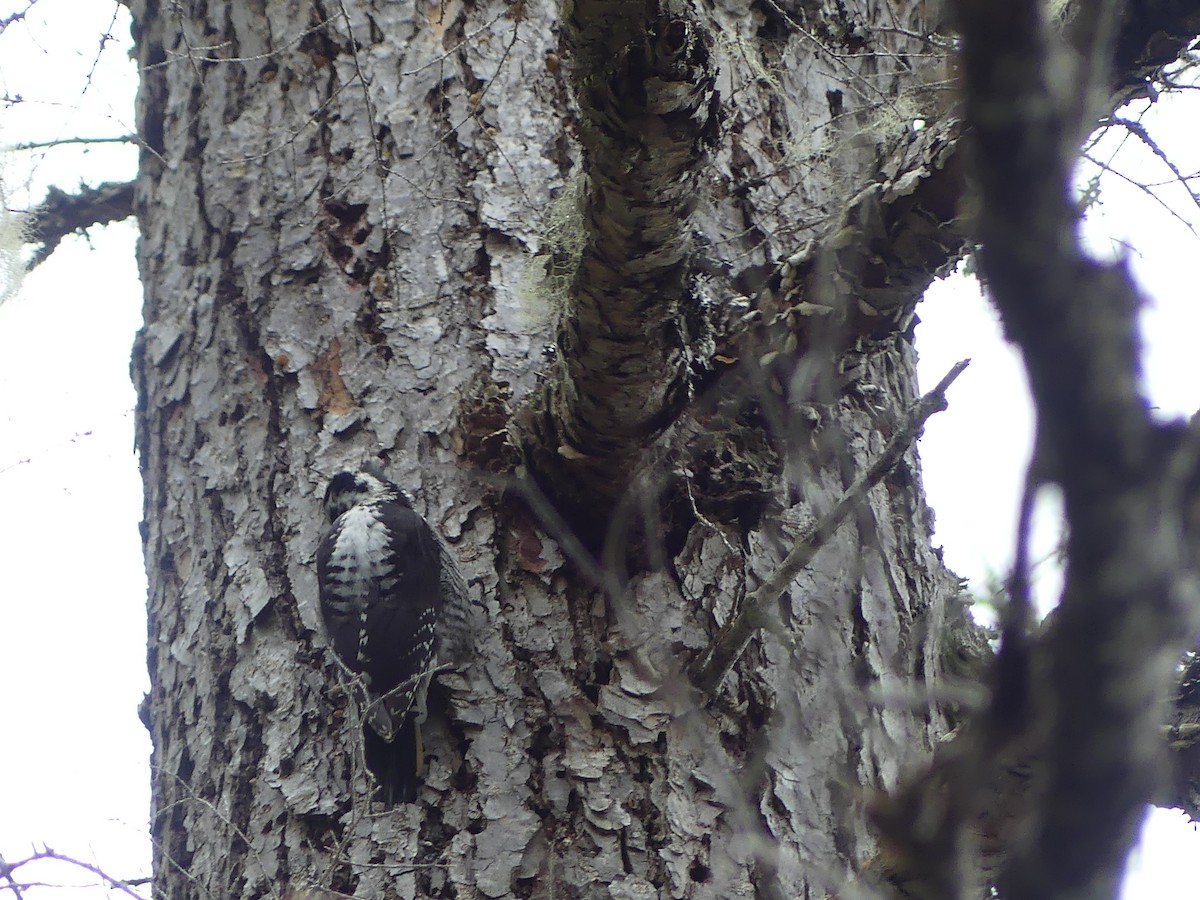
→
(949, 0, 1200, 895)
(26, 180, 134, 269)
(687, 358, 970, 696)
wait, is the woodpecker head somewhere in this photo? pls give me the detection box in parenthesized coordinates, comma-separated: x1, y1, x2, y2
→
(322, 468, 407, 522)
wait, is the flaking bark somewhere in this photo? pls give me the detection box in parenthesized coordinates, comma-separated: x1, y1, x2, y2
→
(524, 1, 720, 513)
(127, 1, 1200, 898)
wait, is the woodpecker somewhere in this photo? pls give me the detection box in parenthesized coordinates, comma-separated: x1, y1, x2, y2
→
(316, 467, 472, 806)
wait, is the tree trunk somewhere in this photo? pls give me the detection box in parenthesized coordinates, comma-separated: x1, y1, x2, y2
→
(128, 1, 1200, 898)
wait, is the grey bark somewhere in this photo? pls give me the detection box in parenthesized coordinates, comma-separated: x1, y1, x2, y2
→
(521, 1, 719, 512)
(127, 1, 1200, 899)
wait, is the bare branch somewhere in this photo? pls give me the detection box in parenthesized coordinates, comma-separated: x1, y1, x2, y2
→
(0, 852, 26, 900)
(688, 358, 969, 696)
(1108, 113, 1200, 214)
(25, 180, 134, 269)
(0, 1, 39, 37)
(0, 848, 147, 898)
(1082, 149, 1199, 237)
(10, 134, 135, 151)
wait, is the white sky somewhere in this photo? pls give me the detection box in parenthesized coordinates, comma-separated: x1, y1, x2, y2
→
(1, 1, 1199, 896)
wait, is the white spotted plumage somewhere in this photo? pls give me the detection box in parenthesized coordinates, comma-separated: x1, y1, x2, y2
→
(321, 504, 399, 674)
(316, 467, 473, 806)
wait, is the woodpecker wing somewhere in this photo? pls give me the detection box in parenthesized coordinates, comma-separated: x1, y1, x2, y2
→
(433, 532, 474, 666)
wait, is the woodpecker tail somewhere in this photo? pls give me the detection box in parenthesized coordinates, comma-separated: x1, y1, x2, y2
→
(363, 716, 423, 807)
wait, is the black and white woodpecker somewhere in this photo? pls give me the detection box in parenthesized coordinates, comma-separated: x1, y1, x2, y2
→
(316, 467, 473, 806)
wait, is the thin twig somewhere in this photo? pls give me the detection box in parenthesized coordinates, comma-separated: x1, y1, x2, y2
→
(499, 474, 627, 603)
(0, 848, 147, 898)
(0, 851, 26, 900)
(9, 134, 134, 151)
(1082, 150, 1199, 238)
(688, 358, 970, 695)
(1109, 114, 1200, 217)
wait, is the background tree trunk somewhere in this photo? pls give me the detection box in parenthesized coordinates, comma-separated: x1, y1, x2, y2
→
(128, 1, 1200, 898)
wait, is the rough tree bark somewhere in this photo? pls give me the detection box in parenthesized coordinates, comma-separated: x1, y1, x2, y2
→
(127, 1, 1200, 898)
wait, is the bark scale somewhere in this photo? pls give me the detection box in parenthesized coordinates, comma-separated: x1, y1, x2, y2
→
(126, 1, 1044, 898)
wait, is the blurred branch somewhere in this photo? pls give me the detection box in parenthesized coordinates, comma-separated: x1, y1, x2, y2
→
(0, 852, 25, 900)
(25, 180, 134, 269)
(880, 0, 1200, 896)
